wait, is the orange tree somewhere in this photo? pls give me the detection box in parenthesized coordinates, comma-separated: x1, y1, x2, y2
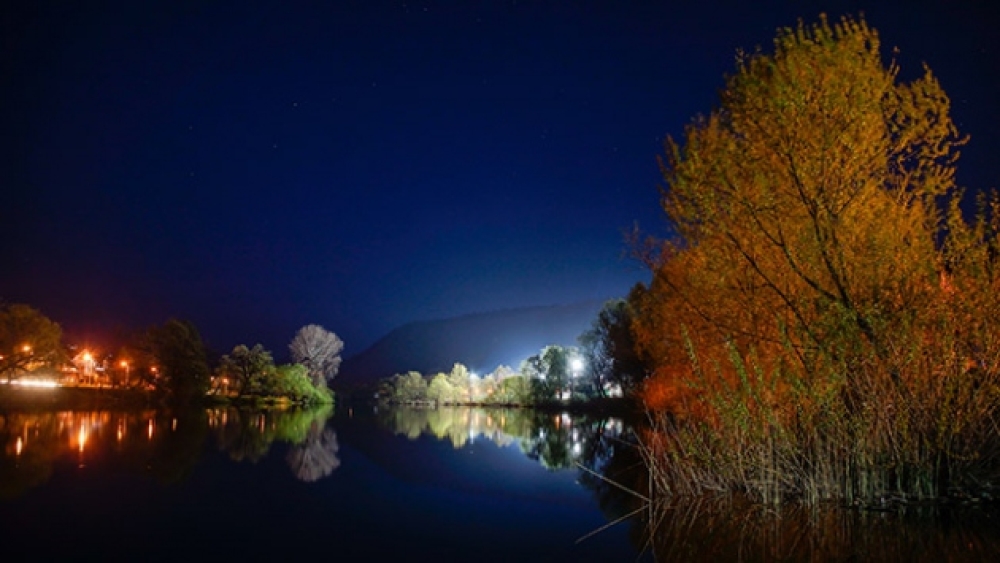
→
(635, 15, 1000, 503)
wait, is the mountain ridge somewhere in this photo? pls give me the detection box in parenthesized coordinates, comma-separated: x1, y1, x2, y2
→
(334, 300, 606, 390)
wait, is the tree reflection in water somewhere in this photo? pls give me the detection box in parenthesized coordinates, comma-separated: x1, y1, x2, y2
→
(0, 405, 339, 498)
(286, 425, 340, 482)
(207, 404, 338, 482)
(378, 406, 646, 540)
(377, 406, 1000, 561)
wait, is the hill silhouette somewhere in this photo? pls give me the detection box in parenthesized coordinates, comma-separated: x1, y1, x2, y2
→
(334, 300, 605, 391)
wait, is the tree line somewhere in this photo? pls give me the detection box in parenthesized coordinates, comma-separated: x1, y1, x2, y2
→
(0, 303, 342, 406)
(376, 299, 655, 406)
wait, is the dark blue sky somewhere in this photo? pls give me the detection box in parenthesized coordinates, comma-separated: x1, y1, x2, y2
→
(2, 1, 997, 356)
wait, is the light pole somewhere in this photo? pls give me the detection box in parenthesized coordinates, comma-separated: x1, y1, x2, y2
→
(120, 361, 130, 388)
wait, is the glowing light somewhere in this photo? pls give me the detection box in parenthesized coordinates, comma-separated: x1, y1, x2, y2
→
(22, 345, 31, 353)
(8, 379, 58, 388)
(147, 420, 154, 440)
(83, 351, 93, 362)
(78, 426, 87, 453)
(117, 427, 123, 442)
(16, 437, 23, 456)
(570, 358, 584, 373)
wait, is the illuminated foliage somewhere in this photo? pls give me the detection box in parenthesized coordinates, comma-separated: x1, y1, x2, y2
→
(636, 14, 1000, 501)
(0, 304, 64, 383)
(217, 344, 275, 395)
(289, 324, 344, 389)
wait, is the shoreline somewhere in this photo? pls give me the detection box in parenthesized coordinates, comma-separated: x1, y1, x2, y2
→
(0, 385, 160, 411)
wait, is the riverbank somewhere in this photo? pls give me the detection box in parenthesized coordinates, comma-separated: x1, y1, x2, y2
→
(0, 385, 159, 411)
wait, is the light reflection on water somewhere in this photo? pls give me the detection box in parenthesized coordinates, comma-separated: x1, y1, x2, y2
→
(0, 406, 338, 496)
(2, 405, 1000, 561)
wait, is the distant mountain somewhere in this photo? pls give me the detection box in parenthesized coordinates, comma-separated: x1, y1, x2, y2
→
(334, 300, 606, 391)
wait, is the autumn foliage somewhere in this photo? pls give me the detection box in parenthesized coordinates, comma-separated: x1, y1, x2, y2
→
(635, 15, 1000, 503)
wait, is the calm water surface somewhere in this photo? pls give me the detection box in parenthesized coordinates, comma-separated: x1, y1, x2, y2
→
(3, 404, 1000, 562)
(0, 405, 648, 562)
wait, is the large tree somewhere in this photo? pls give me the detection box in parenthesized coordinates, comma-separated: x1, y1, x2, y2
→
(216, 344, 275, 395)
(143, 319, 211, 403)
(0, 304, 64, 383)
(289, 324, 344, 389)
(639, 14, 967, 406)
(636, 14, 1000, 501)
(579, 294, 648, 396)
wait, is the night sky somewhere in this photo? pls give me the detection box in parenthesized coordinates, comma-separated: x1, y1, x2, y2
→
(2, 1, 997, 356)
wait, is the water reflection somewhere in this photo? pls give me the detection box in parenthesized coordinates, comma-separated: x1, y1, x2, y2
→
(643, 496, 1000, 562)
(376, 406, 1000, 561)
(377, 405, 647, 543)
(5, 405, 999, 560)
(287, 426, 340, 482)
(0, 405, 338, 499)
(0, 409, 196, 496)
(207, 405, 338, 481)
(377, 406, 629, 470)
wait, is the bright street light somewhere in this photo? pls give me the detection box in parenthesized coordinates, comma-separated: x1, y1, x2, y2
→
(569, 357, 584, 400)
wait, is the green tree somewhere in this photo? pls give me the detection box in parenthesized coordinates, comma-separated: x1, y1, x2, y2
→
(426, 373, 453, 405)
(498, 375, 531, 405)
(579, 295, 648, 396)
(0, 304, 64, 383)
(526, 345, 575, 400)
(446, 363, 472, 403)
(216, 344, 275, 395)
(144, 319, 211, 403)
(520, 353, 553, 402)
(393, 371, 428, 403)
(271, 363, 332, 403)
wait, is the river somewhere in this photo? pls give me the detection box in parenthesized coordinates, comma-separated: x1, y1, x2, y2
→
(2, 404, 999, 561)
